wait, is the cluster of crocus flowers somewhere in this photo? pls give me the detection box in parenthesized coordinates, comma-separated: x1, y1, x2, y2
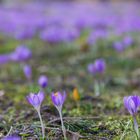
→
(0, 45, 32, 83)
(124, 95, 140, 138)
(0, 45, 32, 65)
(26, 90, 67, 140)
(113, 36, 133, 53)
(88, 58, 106, 96)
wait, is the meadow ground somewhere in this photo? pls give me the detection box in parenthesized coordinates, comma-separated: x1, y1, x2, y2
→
(0, 34, 140, 140)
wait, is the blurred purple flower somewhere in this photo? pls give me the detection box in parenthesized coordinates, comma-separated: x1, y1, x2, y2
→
(123, 95, 140, 116)
(88, 59, 106, 75)
(14, 28, 35, 40)
(10, 45, 32, 62)
(113, 41, 124, 52)
(51, 91, 66, 109)
(2, 136, 21, 140)
(0, 54, 11, 65)
(23, 65, 32, 80)
(40, 26, 79, 43)
(26, 91, 45, 110)
(88, 63, 96, 74)
(38, 75, 48, 88)
(123, 36, 133, 47)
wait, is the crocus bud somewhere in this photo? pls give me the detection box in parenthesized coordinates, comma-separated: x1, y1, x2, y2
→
(26, 91, 45, 110)
(23, 65, 32, 80)
(123, 95, 140, 116)
(51, 91, 66, 109)
(10, 45, 32, 62)
(88, 59, 106, 75)
(2, 136, 21, 140)
(38, 75, 48, 88)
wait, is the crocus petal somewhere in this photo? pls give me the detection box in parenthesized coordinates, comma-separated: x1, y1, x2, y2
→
(37, 91, 45, 103)
(32, 95, 40, 107)
(62, 91, 66, 104)
(26, 95, 34, 106)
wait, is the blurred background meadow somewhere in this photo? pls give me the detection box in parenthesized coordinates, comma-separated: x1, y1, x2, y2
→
(0, 0, 140, 139)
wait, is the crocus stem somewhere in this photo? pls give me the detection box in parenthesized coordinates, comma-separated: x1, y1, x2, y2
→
(94, 80, 100, 96)
(37, 110, 45, 139)
(133, 116, 139, 139)
(58, 109, 67, 140)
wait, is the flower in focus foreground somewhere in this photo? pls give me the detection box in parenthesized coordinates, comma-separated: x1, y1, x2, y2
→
(123, 95, 140, 138)
(26, 91, 45, 110)
(51, 91, 66, 109)
(26, 91, 45, 139)
(51, 91, 67, 140)
(123, 95, 140, 116)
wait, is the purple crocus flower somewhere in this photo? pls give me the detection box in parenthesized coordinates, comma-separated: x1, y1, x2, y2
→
(26, 91, 45, 138)
(94, 59, 106, 73)
(123, 95, 140, 116)
(51, 91, 66, 108)
(38, 75, 48, 89)
(10, 45, 32, 62)
(51, 91, 67, 139)
(23, 65, 32, 81)
(123, 95, 140, 138)
(26, 91, 45, 110)
(2, 136, 21, 140)
(88, 59, 106, 75)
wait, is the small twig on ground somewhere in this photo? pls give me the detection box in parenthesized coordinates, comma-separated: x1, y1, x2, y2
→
(48, 116, 102, 124)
